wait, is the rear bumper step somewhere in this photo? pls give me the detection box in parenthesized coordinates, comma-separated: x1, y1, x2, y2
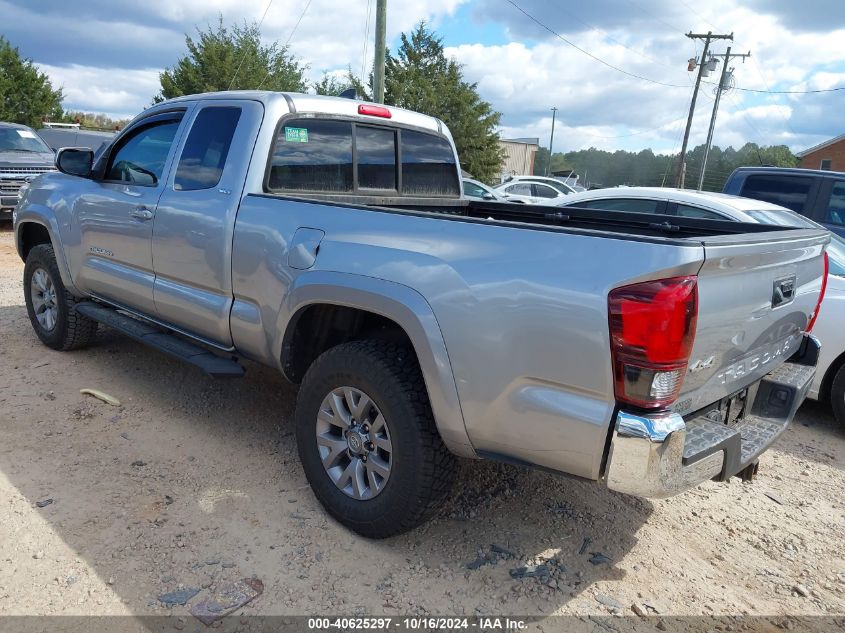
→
(605, 335, 818, 498)
(74, 301, 245, 378)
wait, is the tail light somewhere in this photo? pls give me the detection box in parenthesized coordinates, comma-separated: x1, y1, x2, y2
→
(806, 251, 829, 333)
(609, 276, 698, 409)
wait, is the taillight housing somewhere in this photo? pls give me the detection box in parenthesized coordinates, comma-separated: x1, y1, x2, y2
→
(806, 251, 829, 333)
(609, 276, 698, 410)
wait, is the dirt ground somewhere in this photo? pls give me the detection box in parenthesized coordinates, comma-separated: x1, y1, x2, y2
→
(1, 225, 844, 627)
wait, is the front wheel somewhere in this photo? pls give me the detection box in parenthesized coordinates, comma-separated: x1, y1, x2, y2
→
(23, 244, 98, 351)
(294, 340, 456, 538)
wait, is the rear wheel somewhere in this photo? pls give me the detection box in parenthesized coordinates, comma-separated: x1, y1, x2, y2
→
(830, 364, 845, 426)
(23, 244, 98, 351)
(294, 340, 456, 538)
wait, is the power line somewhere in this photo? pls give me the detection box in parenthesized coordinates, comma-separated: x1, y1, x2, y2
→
(553, 6, 679, 70)
(503, 0, 689, 88)
(257, 0, 313, 90)
(360, 0, 373, 85)
(283, 0, 313, 47)
(504, 0, 845, 95)
(228, 0, 275, 90)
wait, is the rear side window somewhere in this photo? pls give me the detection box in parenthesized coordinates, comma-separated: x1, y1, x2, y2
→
(174, 107, 241, 191)
(505, 183, 532, 196)
(825, 180, 845, 226)
(268, 119, 354, 192)
(533, 184, 559, 199)
(740, 175, 811, 213)
(675, 204, 725, 220)
(400, 129, 459, 196)
(578, 198, 663, 213)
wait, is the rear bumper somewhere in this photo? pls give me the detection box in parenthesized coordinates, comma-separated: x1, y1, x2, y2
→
(605, 335, 819, 498)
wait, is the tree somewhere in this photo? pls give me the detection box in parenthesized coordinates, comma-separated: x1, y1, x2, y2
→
(156, 18, 307, 102)
(314, 69, 369, 99)
(0, 36, 63, 128)
(384, 23, 504, 183)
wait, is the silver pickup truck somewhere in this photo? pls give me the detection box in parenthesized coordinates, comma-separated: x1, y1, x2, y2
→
(14, 92, 829, 538)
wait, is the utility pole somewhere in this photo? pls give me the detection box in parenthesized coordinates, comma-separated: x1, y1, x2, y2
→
(675, 31, 733, 188)
(547, 107, 558, 177)
(373, 0, 387, 103)
(697, 47, 751, 190)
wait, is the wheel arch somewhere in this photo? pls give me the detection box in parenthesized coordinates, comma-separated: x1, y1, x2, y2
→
(276, 271, 475, 458)
(15, 214, 81, 295)
(818, 348, 845, 404)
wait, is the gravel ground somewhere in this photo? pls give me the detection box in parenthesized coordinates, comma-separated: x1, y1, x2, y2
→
(1, 225, 844, 627)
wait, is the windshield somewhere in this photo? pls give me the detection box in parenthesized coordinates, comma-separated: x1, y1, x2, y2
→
(828, 234, 845, 277)
(744, 208, 819, 228)
(0, 127, 52, 153)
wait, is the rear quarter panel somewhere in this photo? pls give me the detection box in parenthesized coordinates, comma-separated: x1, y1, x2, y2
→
(232, 195, 705, 479)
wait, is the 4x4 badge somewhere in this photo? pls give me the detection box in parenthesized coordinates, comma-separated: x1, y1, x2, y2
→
(689, 356, 715, 373)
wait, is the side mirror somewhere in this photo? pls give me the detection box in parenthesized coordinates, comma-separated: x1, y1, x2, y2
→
(482, 192, 494, 200)
(56, 147, 94, 178)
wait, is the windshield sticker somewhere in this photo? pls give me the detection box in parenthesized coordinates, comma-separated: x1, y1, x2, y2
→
(16, 130, 37, 139)
(284, 127, 309, 143)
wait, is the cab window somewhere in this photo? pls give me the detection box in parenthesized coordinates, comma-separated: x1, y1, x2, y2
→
(532, 184, 559, 199)
(106, 118, 182, 186)
(174, 107, 241, 191)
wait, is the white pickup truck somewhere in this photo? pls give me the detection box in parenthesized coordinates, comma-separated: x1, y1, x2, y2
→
(14, 92, 829, 537)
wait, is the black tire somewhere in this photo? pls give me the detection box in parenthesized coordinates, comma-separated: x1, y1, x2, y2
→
(295, 340, 456, 538)
(830, 364, 845, 426)
(23, 244, 98, 351)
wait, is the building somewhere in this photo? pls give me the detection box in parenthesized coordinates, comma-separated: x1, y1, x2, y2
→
(797, 133, 845, 172)
(499, 138, 539, 181)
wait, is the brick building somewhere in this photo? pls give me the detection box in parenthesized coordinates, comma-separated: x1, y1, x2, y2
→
(797, 133, 845, 172)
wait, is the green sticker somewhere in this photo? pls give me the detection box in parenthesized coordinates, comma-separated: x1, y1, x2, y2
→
(284, 127, 309, 143)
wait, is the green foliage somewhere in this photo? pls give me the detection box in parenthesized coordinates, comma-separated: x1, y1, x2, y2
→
(0, 36, 63, 128)
(156, 17, 307, 102)
(383, 23, 504, 183)
(533, 147, 572, 176)
(557, 143, 799, 191)
(314, 69, 370, 99)
(60, 111, 130, 131)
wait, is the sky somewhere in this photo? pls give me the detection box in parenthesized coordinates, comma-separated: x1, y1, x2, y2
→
(3, 0, 844, 156)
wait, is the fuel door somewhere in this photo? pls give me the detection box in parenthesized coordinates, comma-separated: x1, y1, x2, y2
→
(288, 227, 326, 270)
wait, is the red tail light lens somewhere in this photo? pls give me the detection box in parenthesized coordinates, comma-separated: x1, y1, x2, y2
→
(609, 276, 698, 409)
(806, 251, 828, 333)
(358, 104, 392, 118)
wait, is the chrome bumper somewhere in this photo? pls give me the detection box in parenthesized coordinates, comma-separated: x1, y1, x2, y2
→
(605, 338, 818, 499)
(605, 411, 724, 498)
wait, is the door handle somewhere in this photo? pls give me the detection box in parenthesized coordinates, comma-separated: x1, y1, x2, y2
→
(130, 206, 154, 221)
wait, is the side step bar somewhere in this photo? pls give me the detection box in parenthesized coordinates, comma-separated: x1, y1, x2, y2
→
(74, 301, 245, 378)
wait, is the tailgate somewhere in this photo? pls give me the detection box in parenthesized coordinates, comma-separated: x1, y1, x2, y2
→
(674, 228, 829, 415)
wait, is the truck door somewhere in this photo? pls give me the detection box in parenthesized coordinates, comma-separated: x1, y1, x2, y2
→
(74, 111, 187, 315)
(151, 100, 264, 346)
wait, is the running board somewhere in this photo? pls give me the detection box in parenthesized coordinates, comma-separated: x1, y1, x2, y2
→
(74, 302, 245, 378)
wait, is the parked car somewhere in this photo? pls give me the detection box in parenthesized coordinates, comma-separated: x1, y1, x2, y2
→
(557, 186, 845, 422)
(462, 177, 534, 203)
(554, 186, 823, 223)
(723, 166, 845, 237)
(507, 174, 578, 193)
(495, 179, 568, 203)
(15, 91, 828, 538)
(0, 122, 56, 219)
(38, 124, 116, 157)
